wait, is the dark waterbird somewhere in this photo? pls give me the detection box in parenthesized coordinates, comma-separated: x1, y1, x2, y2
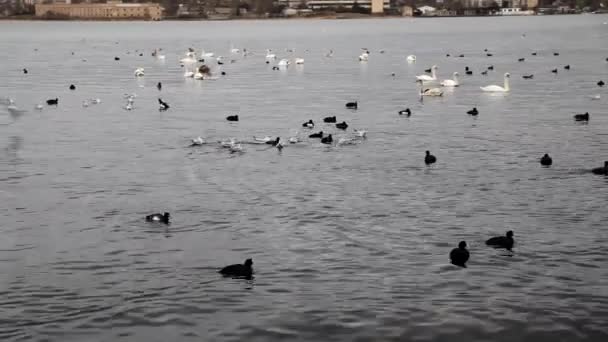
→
(146, 212, 170, 224)
(450, 241, 469, 268)
(226, 115, 239, 121)
(114, 56, 120, 61)
(321, 134, 333, 144)
(481, 70, 488, 76)
(465, 66, 473, 75)
(323, 116, 337, 123)
(522, 74, 534, 79)
(487, 65, 494, 70)
(564, 65, 570, 70)
(574, 112, 589, 121)
(46, 98, 58, 105)
(598, 80, 605, 87)
(345, 101, 358, 109)
(591, 161, 608, 175)
(532, 52, 537, 56)
(398, 108, 411, 116)
(540, 153, 553, 166)
(487, 53, 493, 57)
(23, 68, 28, 74)
(554, 52, 560, 56)
(336, 121, 348, 130)
(486, 230, 514, 251)
(424, 67, 432, 73)
(158, 98, 169, 111)
(425, 150, 436, 165)
(221, 71, 226, 76)
(458, 54, 465, 58)
(551, 68, 558, 74)
(302, 119, 314, 128)
(157, 82, 162, 91)
(265, 137, 281, 146)
(219, 258, 253, 278)
(309, 131, 323, 138)
(518, 58, 525, 62)
(69, 84, 76, 90)
(467, 107, 478, 116)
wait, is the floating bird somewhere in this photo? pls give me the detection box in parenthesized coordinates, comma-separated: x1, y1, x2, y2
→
(321, 134, 333, 144)
(598, 80, 605, 87)
(323, 116, 337, 123)
(146, 212, 170, 224)
(295, 58, 304, 65)
(418, 80, 443, 97)
(265, 137, 281, 146)
(467, 107, 479, 116)
(114, 56, 120, 61)
(425, 150, 437, 165)
(302, 119, 314, 128)
(440, 72, 460, 87)
(486, 231, 514, 251)
(450, 241, 469, 268)
(219, 258, 253, 278)
(465, 66, 473, 75)
(157, 82, 162, 90)
(540, 153, 552, 166)
(564, 65, 570, 70)
(134, 67, 145, 77)
(226, 115, 239, 122)
(46, 98, 58, 105)
(551, 68, 558, 74)
(309, 131, 323, 139)
(481, 70, 488, 76)
(191, 137, 205, 146)
(35, 104, 43, 110)
(336, 121, 348, 130)
(532, 52, 537, 56)
(591, 161, 608, 175)
(325, 49, 334, 57)
(487, 65, 494, 70)
(23, 68, 28, 74)
(406, 55, 416, 62)
(522, 74, 534, 79)
(82, 100, 89, 107)
(398, 108, 411, 116)
(518, 58, 525, 62)
(345, 101, 358, 109)
(158, 98, 169, 111)
(69, 84, 76, 90)
(480, 73, 510, 92)
(574, 112, 589, 121)
(353, 129, 367, 138)
(417, 65, 438, 81)
(359, 50, 369, 62)
(554, 52, 560, 56)
(458, 54, 464, 58)
(487, 53, 493, 57)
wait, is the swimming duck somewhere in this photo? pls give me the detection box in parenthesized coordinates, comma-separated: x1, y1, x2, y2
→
(302, 119, 314, 128)
(425, 150, 436, 165)
(157, 82, 162, 91)
(191, 137, 205, 146)
(574, 112, 589, 121)
(465, 66, 473, 75)
(518, 58, 525, 62)
(345, 101, 358, 109)
(564, 65, 570, 70)
(487, 65, 494, 70)
(323, 116, 337, 123)
(226, 115, 239, 122)
(309, 131, 323, 139)
(336, 121, 348, 130)
(23, 68, 28, 74)
(551, 68, 558, 74)
(598, 80, 605, 87)
(450, 241, 469, 268)
(46, 98, 58, 105)
(265, 137, 281, 146)
(220, 258, 253, 278)
(591, 161, 608, 175)
(146, 212, 170, 224)
(467, 107, 479, 116)
(69, 84, 76, 90)
(540, 153, 552, 166)
(522, 74, 534, 79)
(398, 108, 411, 116)
(486, 230, 514, 250)
(321, 134, 333, 144)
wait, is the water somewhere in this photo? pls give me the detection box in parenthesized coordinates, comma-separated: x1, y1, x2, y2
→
(1, 16, 608, 342)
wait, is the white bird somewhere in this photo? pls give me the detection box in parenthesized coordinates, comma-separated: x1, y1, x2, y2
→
(180, 56, 197, 65)
(359, 51, 369, 62)
(295, 58, 305, 64)
(481, 73, 510, 92)
(289, 136, 300, 144)
(416, 65, 438, 82)
(230, 47, 240, 54)
(90, 98, 101, 104)
(134, 67, 145, 77)
(354, 129, 367, 138)
(125, 103, 133, 111)
(200, 49, 214, 58)
(417, 80, 443, 97)
(220, 138, 238, 148)
(440, 72, 460, 87)
(184, 70, 194, 78)
(589, 94, 601, 100)
(406, 55, 416, 62)
(191, 137, 205, 145)
(253, 136, 272, 143)
(266, 49, 277, 60)
(82, 100, 89, 107)
(229, 143, 243, 153)
(35, 104, 43, 110)
(278, 59, 290, 67)
(337, 137, 358, 146)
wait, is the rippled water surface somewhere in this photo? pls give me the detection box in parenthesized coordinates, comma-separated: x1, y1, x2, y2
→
(1, 16, 608, 342)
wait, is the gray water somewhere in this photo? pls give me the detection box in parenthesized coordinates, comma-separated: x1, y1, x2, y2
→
(1, 15, 608, 342)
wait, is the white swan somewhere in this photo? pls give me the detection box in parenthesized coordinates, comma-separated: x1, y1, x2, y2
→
(266, 49, 276, 60)
(90, 98, 101, 104)
(134, 67, 145, 77)
(200, 49, 214, 58)
(229, 143, 243, 153)
(289, 136, 300, 144)
(220, 138, 238, 148)
(481, 73, 510, 92)
(406, 55, 416, 62)
(278, 59, 290, 67)
(417, 80, 443, 97)
(416, 65, 437, 82)
(191, 137, 205, 145)
(440, 72, 460, 87)
(359, 52, 369, 62)
(295, 58, 304, 65)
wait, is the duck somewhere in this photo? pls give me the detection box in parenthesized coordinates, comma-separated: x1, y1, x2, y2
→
(345, 101, 358, 109)
(157, 82, 162, 91)
(219, 258, 253, 278)
(146, 212, 170, 224)
(531, 52, 537, 56)
(336, 121, 348, 130)
(480, 73, 510, 92)
(481, 70, 488, 76)
(574, 112, 589, 121)
(540, 153, 552, 166)
(551, 68, 558, 74)
(46, 98, 58, 105)
(591, 161, 608, 175)
(398, 108, 411, 116)
(158, 98, 169, 111)
(323, 116, 337, 123)
(406, 55, 416, 62)
(134, 67, 145, 77)
(302, 119, 314, 128)
(425, 150, 437, 165)
(486, 230, 514, 251)
(321, 134, 333, 144)
(467, 107, 479, 116)
(226, 115, 239, 122)
(487, 65, 494, 70)
(440, 72, 460, 87)
(598, 80, 605, 87)
(23, 68, 28, 74)
(191, 137, 205, 146)
(564, 65, 570, 70)
(518, 58, 525, 62)
(450, 241, 469, 268)
(124, 103, 133, 111)
(553, 52, 560, 56)
(458, 54, 465, 58)
(69, 84, 76, 90)
(416, 65, 438, 82)
(465, 66, 473, 75)
(309, 131, 323, 139)
(114, 56, 120, 61)
(353, 129, 367, 138)
(522, 74, 534, 79)
(487, 53, 493, 57)
(265, 137, 281, 146)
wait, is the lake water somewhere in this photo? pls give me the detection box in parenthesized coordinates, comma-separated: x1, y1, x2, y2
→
(1, 15, 608, 342)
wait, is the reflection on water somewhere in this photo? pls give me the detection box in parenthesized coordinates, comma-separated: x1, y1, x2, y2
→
(1, 16, 608, 342)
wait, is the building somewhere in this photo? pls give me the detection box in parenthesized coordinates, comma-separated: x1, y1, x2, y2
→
(371, 0, 383, 13)
(306, 0, 390, 10)
(417, 5, 436, 15)
(35, 1, 163, 20)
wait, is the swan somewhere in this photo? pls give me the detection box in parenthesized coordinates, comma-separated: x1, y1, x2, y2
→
(406, 55, 416, 62)
(295, 58, 304, 64)
(416, 65, 437, 82)
(289, 136, 300, 144)
(354, 129, 367, 138)
(417, 80, 443, 97)
(180, 55, 197, 65)
(480, 73, 510, 92)
(200, 49, 214, 58)
(359, 51, 369, 62)
(265, 49, 276, 60)
(440, 72, 460, 87)
(253, 136, 272, 143)
(134, 67, 145, 77)
(278, 59, 290, 67)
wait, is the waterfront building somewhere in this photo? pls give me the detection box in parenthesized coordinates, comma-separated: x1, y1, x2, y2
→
(305, 0, 390, 10)
(35, 1, 163, 20)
